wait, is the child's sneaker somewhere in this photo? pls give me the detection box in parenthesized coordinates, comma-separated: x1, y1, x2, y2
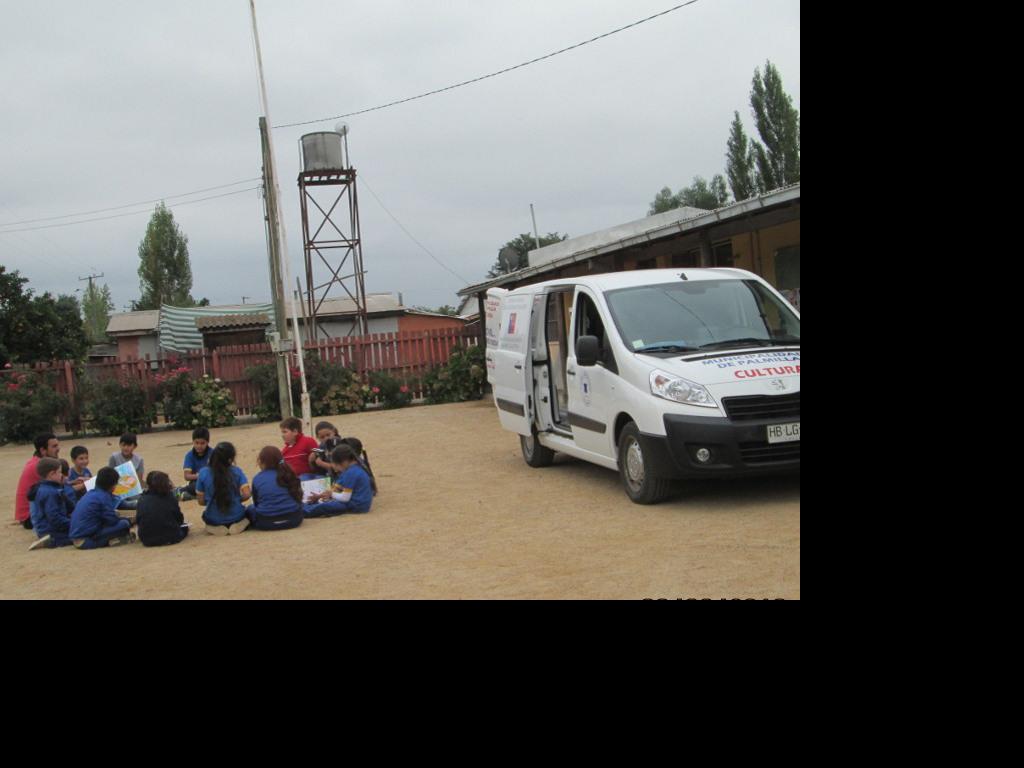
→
(205, 524, 229, 536)
(28, 535, 52, 551)
(175, 487, 196, 502)
(227, 519, 250, 536)
(109, 531, 137, 547)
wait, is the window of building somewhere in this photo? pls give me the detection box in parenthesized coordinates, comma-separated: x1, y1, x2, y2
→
(713, 241, 734, 267)
(636, 257, 657, 269)
(672, 250, 699, 268)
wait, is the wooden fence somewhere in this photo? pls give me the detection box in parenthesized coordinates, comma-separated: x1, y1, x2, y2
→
(1, 327, 479, 429)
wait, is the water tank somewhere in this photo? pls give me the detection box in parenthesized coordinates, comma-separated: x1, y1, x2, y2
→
(301, 132, 345, 172)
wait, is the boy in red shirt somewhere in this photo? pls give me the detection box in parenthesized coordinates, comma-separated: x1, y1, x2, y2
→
(280, 417, 319, 480)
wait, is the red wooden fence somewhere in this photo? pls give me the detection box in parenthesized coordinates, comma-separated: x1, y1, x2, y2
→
(1, 327, 479, 429)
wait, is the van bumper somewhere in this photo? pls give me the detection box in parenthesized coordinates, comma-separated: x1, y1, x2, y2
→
(639, 414, 800, 479)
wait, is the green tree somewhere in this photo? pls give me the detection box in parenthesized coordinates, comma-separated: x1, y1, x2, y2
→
(135, 202, 198, 310)
(648, 176, 729, 216)
(81, 279, 115, 344)
(725, 111, 757, 201)
(749, 61, 800, 192)
(487, 232, 569, 278)
(0, 267, 88, 364)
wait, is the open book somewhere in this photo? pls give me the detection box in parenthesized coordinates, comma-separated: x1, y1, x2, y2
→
(301, 476, 332, 503)
(82, 462, 143, 499)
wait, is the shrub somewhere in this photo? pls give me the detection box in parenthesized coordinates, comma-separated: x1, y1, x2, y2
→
(423, 345, 486, 404)
(0, 369, 67, 445)
(156, 366, 195, 427)
(368, 370, 414, 410)
(187, 375, 236, 428)
(318, 380, 366, 415)
(244, 361, 292, 422)
(82, 376, 156, 436)
(246, 352, 364, 421)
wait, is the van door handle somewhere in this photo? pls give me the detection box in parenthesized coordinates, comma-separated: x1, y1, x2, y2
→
(514, 363, 523, 371)
(567, 369, 576, 376)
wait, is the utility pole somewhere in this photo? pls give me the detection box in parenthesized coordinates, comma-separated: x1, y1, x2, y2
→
(530, 204, 541, 251)
(260, 116, 294, 419)
(251, 0, 311, 432)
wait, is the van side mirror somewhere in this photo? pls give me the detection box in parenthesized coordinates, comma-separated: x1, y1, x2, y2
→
(576, 335, 600, 367)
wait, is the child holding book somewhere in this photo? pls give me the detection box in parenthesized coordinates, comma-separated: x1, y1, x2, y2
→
(303, 443, 374, 518)
(69, 467, 135, 549)
(247, 446, 304, 531)
(109, 433, 145, 510)
(196, 442, 251, 535)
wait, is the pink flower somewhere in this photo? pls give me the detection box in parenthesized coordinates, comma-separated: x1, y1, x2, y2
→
(3, 363, 11, 369)
(372, 387, 380, 394)
(7, 383, 19, 392)
(399, 385, 409, 394)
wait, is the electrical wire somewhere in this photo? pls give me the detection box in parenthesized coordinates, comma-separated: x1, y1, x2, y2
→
(360, 175, 470, 284)
(0, 178, 262, 228)
(273, 1, 701, 129)
(0, 186, 262, 234)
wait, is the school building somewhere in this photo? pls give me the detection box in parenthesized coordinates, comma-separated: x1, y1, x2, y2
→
(457, 183, 801, 328)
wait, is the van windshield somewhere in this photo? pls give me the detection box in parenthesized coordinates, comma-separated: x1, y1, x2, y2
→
(604, 279, 800, 355)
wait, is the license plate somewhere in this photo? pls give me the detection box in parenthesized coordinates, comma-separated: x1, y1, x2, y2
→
(767, 422, 800, 444)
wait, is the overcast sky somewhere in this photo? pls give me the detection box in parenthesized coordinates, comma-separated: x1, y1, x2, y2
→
(0, 0, 799, 313)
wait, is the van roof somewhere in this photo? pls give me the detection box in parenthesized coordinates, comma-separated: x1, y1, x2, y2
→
(501, 268, 758, 295)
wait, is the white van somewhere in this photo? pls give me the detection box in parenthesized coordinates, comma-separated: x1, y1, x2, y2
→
(485, 268, 800, 503)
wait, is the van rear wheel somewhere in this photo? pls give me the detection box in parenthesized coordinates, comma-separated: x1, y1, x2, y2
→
(618, 422, 672, 504)
(521, 432, 555, 467)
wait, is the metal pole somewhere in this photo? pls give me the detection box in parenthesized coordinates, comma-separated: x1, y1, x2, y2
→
(250, 0, 310, 429)
(259, 116, 293, 418)
(530, 203, 541, 251)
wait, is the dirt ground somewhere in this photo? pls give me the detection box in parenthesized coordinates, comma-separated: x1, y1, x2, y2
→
(0, 400, 799, 599)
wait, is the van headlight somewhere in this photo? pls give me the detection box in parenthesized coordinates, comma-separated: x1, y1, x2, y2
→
(649, 370, 718, 408)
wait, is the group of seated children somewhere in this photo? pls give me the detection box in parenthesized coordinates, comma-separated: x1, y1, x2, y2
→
(23, 419, 376, 551)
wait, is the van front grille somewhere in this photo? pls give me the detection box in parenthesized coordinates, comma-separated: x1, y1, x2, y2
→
(739, 441, 801, 465)
(722, 392, 800, 422)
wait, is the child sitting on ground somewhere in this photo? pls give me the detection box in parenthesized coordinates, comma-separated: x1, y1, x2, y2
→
(280, 417, 319, 480)
(178, 427, 211, 501)
(342, 437, 378, 496)
(308, 421, 343, 478)
(247, 446, 304, 532)
(68, 446, 91, 499)
(136, 471, 189, 547)
(59, 459, 81, 506)
(109, 433, 145, 510)
(196, 442, 251, 536)
(69, 466, 135, 549)
(28, 458, 76, 550)
(303, 443, 374, 518)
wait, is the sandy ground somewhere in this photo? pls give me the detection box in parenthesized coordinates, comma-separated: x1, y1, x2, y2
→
(0, 400, 799, 599)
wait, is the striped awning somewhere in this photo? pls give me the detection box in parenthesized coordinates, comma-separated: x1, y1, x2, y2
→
(158, 304, 276, 352)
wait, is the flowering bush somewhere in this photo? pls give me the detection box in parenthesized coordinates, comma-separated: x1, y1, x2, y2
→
(0, 370, 67, 445)
(188, 375, 236, 428)
(423, 345, 486, 404)
(368, 370, 414, 410)
(318, 380, 366, 415)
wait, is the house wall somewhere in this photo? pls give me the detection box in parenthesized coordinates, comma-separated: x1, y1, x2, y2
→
(397, 314, 466, 333)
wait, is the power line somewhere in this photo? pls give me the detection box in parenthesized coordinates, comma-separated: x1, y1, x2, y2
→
(273, 0, 702, 129)
(0, 186, 263, 234)
(360, 175, 469, 284)
(0, 178, 262, 228)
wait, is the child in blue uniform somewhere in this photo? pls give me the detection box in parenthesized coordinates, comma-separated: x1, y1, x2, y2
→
(303, 444, 373, 518)
(28, 458, 75, 550)
(247, 446, 304, 531)
(178, 427, 211, 501)
(69, 467, 135, 549)
(196, 442, 251, 535)
(68, 446, 91, 499)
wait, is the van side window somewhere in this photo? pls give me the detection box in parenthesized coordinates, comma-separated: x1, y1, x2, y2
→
(575, 293, 617, 372)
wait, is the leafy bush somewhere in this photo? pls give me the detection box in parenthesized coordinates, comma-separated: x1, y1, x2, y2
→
(244, 361, 291, 422)
(189, 375, 237, 428)
(368, 370, 414, 410)
(318, 379, 366, 415)
(423, 345, 486, 404)
(82, 376, 156, 436)
(246, 352, 364, 421)
(155, 366, 195, 427)
(0, 369, 67, 445)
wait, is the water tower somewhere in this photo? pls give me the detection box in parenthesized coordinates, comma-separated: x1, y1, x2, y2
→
(298, 123, 369, 339)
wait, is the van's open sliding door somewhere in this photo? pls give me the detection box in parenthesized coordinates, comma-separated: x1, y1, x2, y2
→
(488, 290, 533, 436)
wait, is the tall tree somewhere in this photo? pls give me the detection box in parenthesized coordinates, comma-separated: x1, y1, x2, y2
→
(135, 202, 197, 310)
(0, 267, 89, 364)
(648, 176, 729, 216)
(81, 278, 115, 344)
(725, 111, 757, 201)
(487, 232, 569, 278)
(749, 61, 800, 192)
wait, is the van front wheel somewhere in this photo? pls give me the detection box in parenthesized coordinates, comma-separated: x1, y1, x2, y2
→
(618, 423, 672, 504)
(521, 432, 555, 468)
